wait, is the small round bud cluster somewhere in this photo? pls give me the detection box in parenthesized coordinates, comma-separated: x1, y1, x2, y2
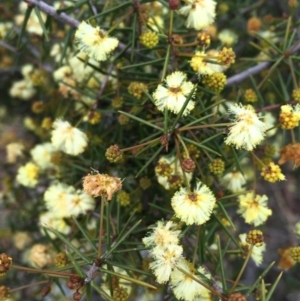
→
(0, 253, 12, 277)
(184, 144, 200, 159)
(0, 286, 10, 301)
(218, 3, 229, 13)
(168, 174, 183, 190)
(279, 143, 300, 167)
(31, 101, 45, 113)
(54, 252, 69, 268)
(73, 291, 82, 301)
(118, 114, 130, 125)
(292, 88, 300, 102)
(112, 96, 124, 109)
(139, 32, 159, 49)
(288, 0, 299, 7)
(67, 275, 83, 290)
(244, 88, 258, 103)
(181, 158, 196, 173)
(155, 161, 173, 177)
(117, 191, 131, 207)
(41, 117, 53, 130)
(196, 31, 211, 48)
(139, 177, 151, 190)
(128, 82, 148, 99)
(228, 292, 247, 301)
(202, 73, 227, 93)
(169, 0, 180, 10)
(170, 34, 184, 45)
(113, 287, 129, 301)
(105, 144, 123, 163)
(209, 158, 225, 175)
(30, 69, 45, 86)
(247, 17, 262, 33)
(160, 134, 169, 147)
(261, 162, 285, 182)
(246, 230, 264, 246)
(279, 104, 300, 129)
(218, 47, 236, 65)
(87, 111, 102, 125)
(290, 246, 300, 262)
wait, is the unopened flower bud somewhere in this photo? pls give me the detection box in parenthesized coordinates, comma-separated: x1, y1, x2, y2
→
(290, 246, 300, 262)
(181, 158, 196, 173)
(246, 230, 264, 247)
(0, 254, 12, 277)
(169, 0, 180, 10)
(105, 144, 123, 163)
(228, 292, 247, 301)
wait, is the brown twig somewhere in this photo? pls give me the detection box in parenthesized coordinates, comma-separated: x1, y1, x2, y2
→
(24, 0, 80, 27)
(226, 42, 300, 87)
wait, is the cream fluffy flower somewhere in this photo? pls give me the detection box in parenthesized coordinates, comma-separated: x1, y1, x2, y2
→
(44, 182, 95, 218)
(225, 104, 266, 151)
(239, 233, 266, 266)
(74, 21, 119, 61)
(155, 154, 192, 190)
(149, 244, 183, 283)
(171, 260, 211, 301)
(179, 0, 216, 30)
(190, 51, 215, 76)
(51, 119, 88, 156)
(68, 190, 95, 217)
(6, 142, 24, 163)
(30, 142, 57, 170)
(28, 244, 53, 268)
(171, 181, 216, 225)
(221, 170, 246, 193)
(143, 220, 181, 249)
(237, 192, 272, 226)
(153, 71, 196, 116)
(39, 211, 71, 239)
(16, 162, 39, 187)
(44, 183, 74, 218)
(9, 79, 36, 100)
(218, 29, 238, 46)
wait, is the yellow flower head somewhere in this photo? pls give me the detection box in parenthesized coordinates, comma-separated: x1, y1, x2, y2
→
(238, 192, 272, 226)
(279, 104, 300, 129)
(171, 260, 211, 301)
(261, 162, 285, 183)
(16, 162, 39, 188)
(239, 233, 266, 266)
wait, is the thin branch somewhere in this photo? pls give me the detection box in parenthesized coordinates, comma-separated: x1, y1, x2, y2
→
(24, 0, 80, 27)
(23, 0, 139, 58)
(226, 41, 300, 87)
(226, 61, 270, 87)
